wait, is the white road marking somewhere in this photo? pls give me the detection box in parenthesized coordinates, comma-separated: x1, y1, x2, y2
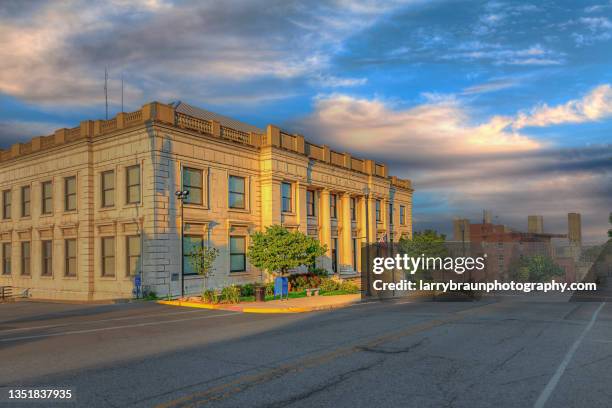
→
(533, 302, 605, 408)
(0, 312, 238, 342)
(0, 309, 205, 334)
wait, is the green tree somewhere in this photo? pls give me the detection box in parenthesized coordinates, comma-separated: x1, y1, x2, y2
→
(511, 255, 564, 282)
(188, 245, 219, 293)
(248, 225, 327, 276)
(608, 212, 611, 238)
(398, 230, 448, 278)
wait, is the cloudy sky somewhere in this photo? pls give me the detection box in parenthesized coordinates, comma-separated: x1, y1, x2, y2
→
(1, 0, 610, 242)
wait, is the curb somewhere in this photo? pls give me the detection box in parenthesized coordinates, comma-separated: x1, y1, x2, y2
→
(156, 299, 359, 314)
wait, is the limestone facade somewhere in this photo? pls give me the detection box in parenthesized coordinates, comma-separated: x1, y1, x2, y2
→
(0, 102, 413, 300)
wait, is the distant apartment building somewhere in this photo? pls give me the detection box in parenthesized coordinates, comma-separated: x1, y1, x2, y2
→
(0, 102, 413, 300)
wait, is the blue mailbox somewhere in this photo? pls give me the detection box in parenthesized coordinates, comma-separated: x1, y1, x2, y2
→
(274, 277, 288, 299)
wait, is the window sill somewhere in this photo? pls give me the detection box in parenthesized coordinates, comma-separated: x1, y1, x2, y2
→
(40, 275, 54, 279)
(99, 275, 117, 280)
(98, 206, 116, 212)
(282, 211, 296, 216)
(123, 203, 142, 209)
(40, 213, 54, 218)
(63, 210, 78, 214)
(228, 207, 250, 214)
(63, 275, 78, 280)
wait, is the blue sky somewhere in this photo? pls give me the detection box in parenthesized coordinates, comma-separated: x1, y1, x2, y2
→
(0, 0, 610, 242)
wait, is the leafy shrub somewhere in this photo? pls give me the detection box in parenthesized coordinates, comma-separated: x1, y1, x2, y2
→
(309, 267, 329, 276)
(265, 282, 274, 296)
(320, 277, 339, 292)
(293, 276, 308, 291)
(288, 273, 324, 291)
(221, 285, 241, 304)
(202, 289, 219, 304)
(239, 283, 255, 297)
(339, 280, 360, 293)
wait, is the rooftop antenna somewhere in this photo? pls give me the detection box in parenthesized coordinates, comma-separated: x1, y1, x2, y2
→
(104, 67, 109, 120)
(121, 73, 124, 113)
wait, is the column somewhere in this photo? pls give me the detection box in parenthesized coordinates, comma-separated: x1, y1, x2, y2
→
(295, 182, 308, 234)
(318, 189, 332, 271)
(261, 177, 282, 227)
(340, 193, 352, 272)
(367, 196, 377, 244)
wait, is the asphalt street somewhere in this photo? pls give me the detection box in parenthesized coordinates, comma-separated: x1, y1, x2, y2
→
(0, 296, 610, 408)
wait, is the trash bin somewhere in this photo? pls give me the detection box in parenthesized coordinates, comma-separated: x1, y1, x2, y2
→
(254, 286, 266, 302)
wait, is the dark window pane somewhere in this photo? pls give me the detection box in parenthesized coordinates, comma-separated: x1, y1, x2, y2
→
(21, 186, 30, 217)
(65, 239, 77, 277)
(126, 166, 141, 204)
(102, 237, 115, 276)
(2, 190, 11, 219)
(281, 182, 292, 212)
(2, 243, 11, 275)
(306, 190, 315, 216)
(21, 242, 30, 275)
(65, 177, 77, 211)
(42, 181, 53, 214)
(230, 236, 246, 272)
(183, 168, 203, 205)
(229, 176, 245, 209)
(183, 235, 203, 275)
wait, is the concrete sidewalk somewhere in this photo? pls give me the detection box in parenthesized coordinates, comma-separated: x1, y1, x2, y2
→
(157, 294, 361, 313)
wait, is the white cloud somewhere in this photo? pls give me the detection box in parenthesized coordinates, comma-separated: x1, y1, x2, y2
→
(0, 0, 415, 106)
(290, 89, 611, 242)
(513, 84, 612, 129)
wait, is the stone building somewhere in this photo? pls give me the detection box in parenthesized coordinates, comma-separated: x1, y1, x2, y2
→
(0, 101, 413, 300)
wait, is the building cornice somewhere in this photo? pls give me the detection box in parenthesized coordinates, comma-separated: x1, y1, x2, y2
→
(0, 101, 413, 191)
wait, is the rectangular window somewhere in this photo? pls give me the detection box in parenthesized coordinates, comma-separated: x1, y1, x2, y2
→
(375, 199, 381, 222)
(388, 203, 394, 225)
(126, 165, 141, 204)
(126, 235, 141, 276)
(21, 242, 30, 276)
(183, 167, 203, 205)
(42, 181, 53, 214)
(2, 243, 10, 275)
(101, 170, 115, 207)
(21, 186, 30, 217)
(400, 205, 406, 225)
(228, 176, 246, 209)
(350, 197, 356, 221)
(330, 194, 337, 219)
(2, 190, 10, 219)
(101, 237, 115, 277)
(331, 238, 338, 273)
(306, 190, 315, 217)
(183, 235, 203, 275)
(64, 176, 77, 211)
(230, 236, 246, 272)
(65, 239, 77, 277)
(281, 182, 292, 212)
(42, 240, 52, 276)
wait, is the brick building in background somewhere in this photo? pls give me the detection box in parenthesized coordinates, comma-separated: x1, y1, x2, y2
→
(0, 102, 412, 301)
(452, 213, 580, 282)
